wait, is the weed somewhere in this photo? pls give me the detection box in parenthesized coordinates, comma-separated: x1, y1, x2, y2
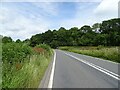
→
(60, 46, 119, 63)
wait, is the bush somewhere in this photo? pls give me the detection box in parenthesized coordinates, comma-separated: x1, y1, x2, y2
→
(2, 42, 32, 63)
(36, 44, 52, 53)
(2, 43, 53, 88)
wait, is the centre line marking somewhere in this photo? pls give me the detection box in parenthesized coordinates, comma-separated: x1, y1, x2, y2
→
(64, 52, 120, 81)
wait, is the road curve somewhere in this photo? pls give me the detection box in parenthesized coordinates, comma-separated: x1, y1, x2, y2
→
(51, 50, 119, 88)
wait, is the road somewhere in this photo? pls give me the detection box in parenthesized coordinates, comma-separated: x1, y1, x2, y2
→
(47, 50, 120, 88)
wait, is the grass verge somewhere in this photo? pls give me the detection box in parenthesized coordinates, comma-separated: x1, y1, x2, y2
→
(2, 43, 53, 88)
(59, 46, 120, 63)
(0, 41, 2, 89)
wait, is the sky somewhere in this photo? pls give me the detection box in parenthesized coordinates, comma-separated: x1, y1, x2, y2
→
(0, 0, 119, 40)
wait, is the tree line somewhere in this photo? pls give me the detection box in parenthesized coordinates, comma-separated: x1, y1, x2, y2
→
(2, 18, 120, 48)
(30, 18, 120, 48)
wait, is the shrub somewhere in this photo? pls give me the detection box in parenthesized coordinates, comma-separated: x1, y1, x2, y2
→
(2, 43, 52, 88)
(2, 42, 32, 63)
(36, 44, 51, 51)
(33, 47, 45, 54)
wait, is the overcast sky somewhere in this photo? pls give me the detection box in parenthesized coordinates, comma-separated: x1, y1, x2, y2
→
(0, 0, 119, 40)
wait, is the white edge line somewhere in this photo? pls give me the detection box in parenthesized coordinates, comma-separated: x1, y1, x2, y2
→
(64, 52, 120, 81)
(80, 52, 119, 64)
(48, 50, 56, 88)
(63, 50, 118, 64)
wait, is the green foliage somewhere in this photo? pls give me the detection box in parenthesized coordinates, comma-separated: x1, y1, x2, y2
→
(36, 44, 51, 52)
(100, 18, 120, 46)
(2, 42, 32, 63)
(23, 39, 30, 45)
(80, 25, 92, 33)
(50, 40, 59, 49)
(2, 36, 12, 43)
(60, 46, 120, 63)
(2, 54, 51, 88)
(2, 18, 120, 88)
(30, 18, 120, 47)
(0, 40, 2, 89)
(2, 42, 53, 88)
(92, 23, 101, 33)
(16, 39, 21, 43)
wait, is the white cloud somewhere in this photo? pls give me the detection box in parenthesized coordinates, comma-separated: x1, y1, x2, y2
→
(59, 16, 97, 29)
(94, 0, 119, 19)
(60, 0, 119, 29)
(0, 6, 12, 22)
(0, 1, 119, 41)
(59, 3, 98, 29)
(0, 5, 50, 40)
(0, 2, 60, 40)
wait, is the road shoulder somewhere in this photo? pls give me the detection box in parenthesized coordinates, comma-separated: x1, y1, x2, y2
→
(38, 51, 55, 88)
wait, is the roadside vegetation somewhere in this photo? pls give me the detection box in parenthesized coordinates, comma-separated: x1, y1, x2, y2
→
(2, 42, 53, 88)
(0, 37, 2, 89)
(30, 18, 120, 48)
(28, 18, 120, 63)
(1, 18, 120, 88)
(59, 46, 120, 63)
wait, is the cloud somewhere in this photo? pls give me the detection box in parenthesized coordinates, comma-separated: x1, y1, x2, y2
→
(0, 1, 119, 41)
(0, 2, 59, 40)
(32, 2, 58, 16)
(59, 3, 99, 29)
(1, 0, 102, 2)
(94, 0, 119, 19)
(60, 0, 119, 29)
(0, 4, 50, 40)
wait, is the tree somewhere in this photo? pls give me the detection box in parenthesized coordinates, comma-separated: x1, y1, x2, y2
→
(80, 25, 92, 33)
(50, 40, 59, 48)
(2, 36, 12, 43)
(56, 27, 67, 46)
(100, 18, 120, 46)
(42, 30, 54, 45)
(29, 18, 120, 47)
(16, 39, 21, 43)
(69, 27, 79, 45)
(30, 34, 43, 47)
(93, 34, 107, 46)
(92, 23, 101, 33)
(78, 25, 96, 45)
(23, 39, 30, 45)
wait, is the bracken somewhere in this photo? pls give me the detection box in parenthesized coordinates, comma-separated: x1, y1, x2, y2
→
(33, 47, 45, 54)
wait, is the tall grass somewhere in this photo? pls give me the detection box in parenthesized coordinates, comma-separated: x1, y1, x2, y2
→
(3, 54, 51, 88)
(2, 43, 53, 88)
(0, 41, 2, 89)
(60, 46, 120, 63)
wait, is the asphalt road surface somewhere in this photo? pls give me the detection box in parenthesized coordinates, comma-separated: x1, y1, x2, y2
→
(50, 50, 119, 88)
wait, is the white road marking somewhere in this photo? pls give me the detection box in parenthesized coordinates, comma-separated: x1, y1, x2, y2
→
(48, 50, 56, 88)
(64, 50, 118, 64)
(64, 52, 120, 81)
